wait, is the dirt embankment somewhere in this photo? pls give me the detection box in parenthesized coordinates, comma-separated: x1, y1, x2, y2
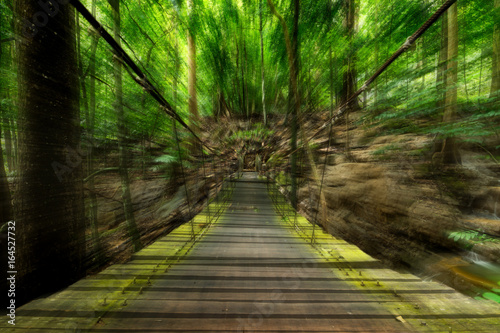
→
(267, 112, 500, 278)
(83, 140, 236, 273)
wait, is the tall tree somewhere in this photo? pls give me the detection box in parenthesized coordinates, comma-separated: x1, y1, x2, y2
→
(14, 0, 85, 304)
(0, 36, 12, 209)
(86, 0, 103, 263)
(436, 11, 448, 112)
(0, 123, 13, 225)
(290, 0, 299, 209)
(187, 0, 198, 136)
(491, 0, 500, 100)
(0, 17, 14, 173)
(110, 0, 143, 252)
(2, 116, 13, 172)
(340, 0, 359, 111)
(260, 0, 267, 125)
(442, 3, 460, 164)
(267, 0, 300, 208)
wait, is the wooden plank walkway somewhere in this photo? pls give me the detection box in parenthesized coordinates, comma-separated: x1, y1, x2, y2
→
(2, 173, 499, 332)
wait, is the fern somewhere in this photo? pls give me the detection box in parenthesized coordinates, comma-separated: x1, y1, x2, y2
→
(154, 154, 178, 164)
(448, 230, 500, 243)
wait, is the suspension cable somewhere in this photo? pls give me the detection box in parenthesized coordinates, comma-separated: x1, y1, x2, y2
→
(311, 109, 335, 244)
(289, 0, 458, 156)
(69, 0, 215, 154)
(173, 121, 195, 240)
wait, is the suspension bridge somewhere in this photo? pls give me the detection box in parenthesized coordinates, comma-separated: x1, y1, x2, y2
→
(2, 173, 498, 332)
(2, 0, 500, 331)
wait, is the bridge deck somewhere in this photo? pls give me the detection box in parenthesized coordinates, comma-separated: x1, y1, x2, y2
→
(3, 173, 499, 332)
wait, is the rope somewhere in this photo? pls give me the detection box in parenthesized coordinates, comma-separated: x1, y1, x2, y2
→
(173, 121, 195, 240)
(69, 0, 215, 154)
(201, 149, 211, 226)
(311, 114, 334, 244)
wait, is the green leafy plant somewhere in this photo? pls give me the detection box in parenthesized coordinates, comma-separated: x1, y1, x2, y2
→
(448, 230, 500, 243)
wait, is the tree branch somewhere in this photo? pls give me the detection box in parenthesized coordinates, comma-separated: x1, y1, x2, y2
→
(84, 167, 120, 183)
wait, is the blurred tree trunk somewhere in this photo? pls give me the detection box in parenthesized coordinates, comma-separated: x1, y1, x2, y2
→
(140, 44, 154, 178)
(436, 11, 448, 111)
(340, 0, 359, 112)
(240, 36, 247, 118)
(235, 40, 242, 113)
(111, 0, 143, 252)
(290, 0, 300, 210)
(491, 0, 500, 100)
(187, 0, 199, 147)
(341, 0, 358, 160)
(373, 5, 379, 107)
(0, 122, 13, 225)
(2, 117, 13, 172)
(14, 0, 85, 305)
(266, 0, 299, 208)
(173, 24, 180, 116)
(260, 0, 267, 126)
(420, 36, 426, 89)
(0, 32, 13, 173)
(442, 3, 461, 164)
(10, 117, 17, 170)
(244, 39, 249, 118)
(87, 0, 103, 263)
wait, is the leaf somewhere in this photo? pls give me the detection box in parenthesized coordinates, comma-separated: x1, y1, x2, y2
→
(154, 154, 178, 164)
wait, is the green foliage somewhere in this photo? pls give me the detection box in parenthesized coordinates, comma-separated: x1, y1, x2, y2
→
(152, 139, 193, 178)
(275, 171, 287, 186)
(226, 123, 274, 145)
(448, 230, 500, 244)
(371, 144, 401, 160)
(153, 154, 178, 165)
(1, 0, 498, 173)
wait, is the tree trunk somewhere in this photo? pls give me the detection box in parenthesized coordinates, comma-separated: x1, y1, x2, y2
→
(267, 0, 299, 202)
(141, 44, 154, 178)
(0, 119, 13, 225)
(10, 117, 17, 170)
(235, 40, 242, 113)
(173, 25, 180, 113)
(14, 0, 85, 305)
(76, 10, 101, 262)
(260, 0, 267, 126)
(244, 40, 250, 118)
(491, 0, 500, 100)
(241, 37, 247, 118)
(187, 0, 198, 143)
(329, 46, 334, 118)
(290, 0, 300, 210)
(442, 3, 460, 164)
(87, 0, 103, 263)
(373, 5, 379, 108)
(340, 0, 359, 112)
(436, 11, 448, 111)
(111, 0, 142, 252)
(2, 117, 13, 172)
(421, 36, 426, 89)
(9, 25, 18, 170)
(0, 30, 13, 173)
